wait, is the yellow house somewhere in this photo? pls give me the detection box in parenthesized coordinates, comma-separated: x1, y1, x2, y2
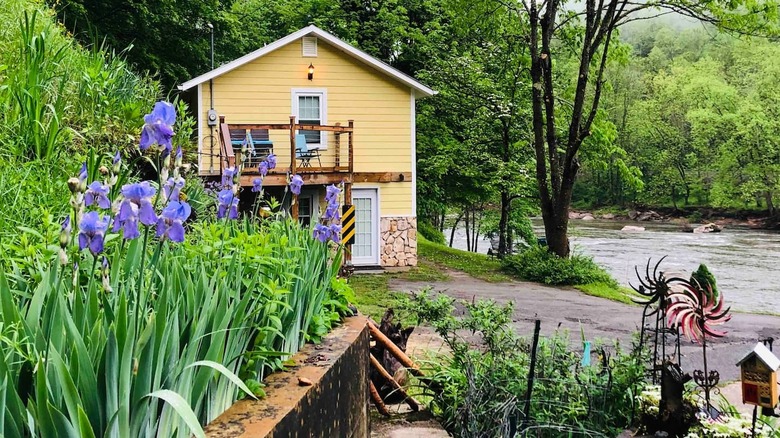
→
(178, 25, 435, 267)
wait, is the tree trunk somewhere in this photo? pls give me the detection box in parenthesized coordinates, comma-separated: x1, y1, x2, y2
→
(766, 191, 775, 216)
(474, 209, 482, 253)
(449, 211, 464, 248)
(498, 191, 510, 257)
(464, 208, 471, 252)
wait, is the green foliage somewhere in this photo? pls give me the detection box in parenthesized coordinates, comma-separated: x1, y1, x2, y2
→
(502, 246, 617, 287)
(0, 0, 158, 160)
(0, 217, 348, 436)
(691, 263, 718, 296)
(418, 220, 445, 245)
(404, 291, 645, 436)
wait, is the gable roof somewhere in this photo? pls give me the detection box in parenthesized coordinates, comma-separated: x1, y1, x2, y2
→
(178, 25, 435, 97)
(737, 342, 780, 371)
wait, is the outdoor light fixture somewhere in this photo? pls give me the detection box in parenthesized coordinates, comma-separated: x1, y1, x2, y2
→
(307, 63, 315, 80)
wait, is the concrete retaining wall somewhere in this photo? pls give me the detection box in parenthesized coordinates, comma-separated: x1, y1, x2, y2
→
(205, 316, 370, 437)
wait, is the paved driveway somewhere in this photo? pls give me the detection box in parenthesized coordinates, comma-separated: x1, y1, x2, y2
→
(390, 270, 780, 382)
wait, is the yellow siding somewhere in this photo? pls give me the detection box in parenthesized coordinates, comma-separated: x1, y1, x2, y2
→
(199, 38, 412, 172)
(197, 37, 414, 216)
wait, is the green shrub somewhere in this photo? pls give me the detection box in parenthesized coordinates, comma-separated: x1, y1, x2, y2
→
(404, 291, 644, 436)
(501, 245, 617, 287)
(418, 220, 446, 244)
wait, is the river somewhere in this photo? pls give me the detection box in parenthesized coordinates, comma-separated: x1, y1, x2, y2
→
(445, 219, 780, 314)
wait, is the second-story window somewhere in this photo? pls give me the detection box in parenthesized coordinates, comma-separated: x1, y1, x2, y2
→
(292, 89, 327, 148)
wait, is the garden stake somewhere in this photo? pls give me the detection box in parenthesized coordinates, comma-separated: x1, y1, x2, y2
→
(369, 354, 420, 411)
(369, 381, 391, 417)
(520, 319, 541, 434)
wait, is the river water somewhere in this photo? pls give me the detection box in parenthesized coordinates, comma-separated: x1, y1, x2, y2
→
(446, 219, 780, 314)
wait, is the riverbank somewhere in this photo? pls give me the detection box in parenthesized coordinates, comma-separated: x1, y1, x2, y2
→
(570, 206, 780, 230)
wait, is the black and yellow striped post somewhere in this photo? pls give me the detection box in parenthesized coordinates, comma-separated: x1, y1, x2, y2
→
(341, 204, 356, 245)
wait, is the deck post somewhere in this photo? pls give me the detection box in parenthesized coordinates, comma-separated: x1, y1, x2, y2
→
(334, 122, 341, 169)
(289, 115, 299, 221)
(348, 120, 354, 174)
(289, 115, 296, 175)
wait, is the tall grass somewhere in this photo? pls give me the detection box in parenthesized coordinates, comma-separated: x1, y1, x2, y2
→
(0, 0, 158, 160)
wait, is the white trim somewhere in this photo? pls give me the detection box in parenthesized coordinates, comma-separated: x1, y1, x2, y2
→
(301, 37, 318, 57)
(411, 90, 417, 216)
(291, 88, 328, 149)
(352, 188, 380, 266)
(197, 83, 203, 173)
(178, 25, 435, 97)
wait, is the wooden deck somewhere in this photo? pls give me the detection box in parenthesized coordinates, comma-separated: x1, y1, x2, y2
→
(217, 116, 410, 186)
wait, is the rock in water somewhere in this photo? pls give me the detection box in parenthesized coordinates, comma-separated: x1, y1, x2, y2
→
(621, 225, 645, 232)
(693, 223, 722, 233)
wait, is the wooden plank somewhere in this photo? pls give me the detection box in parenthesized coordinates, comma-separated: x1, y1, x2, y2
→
(219, 118, 235, 169)
(237, 172, 410, 187)
(296, 124, 353, 133)
(225, 123, 291, 131)
(239, 173, 348, 187)
(352, 172, 411, 183)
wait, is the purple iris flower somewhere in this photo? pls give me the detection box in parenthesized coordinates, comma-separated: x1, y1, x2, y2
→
(140, 101, 176, 154)
(114, 182, 157, 240)
(267, 154, 277, 169)
(324, 202, 341, 222)
(325, 185, 340, 204)
(175, 146, 183, 167)
(60, 216, 72, 248)
(163, 176, 185, 202)
(78, 211, 110, 255)
(259, 161, 269, 177)
(329, 224, 342, 244)
(217, 189, 239, 219)
(313, 223, 331, 243)
(290, 175, 304, 196)
(78, 163, 88, 183)
(222, 166, 238, 187)
(85, 181, 111, 209)
(156, 201, 191, 243)
(252, 178, 263, 193)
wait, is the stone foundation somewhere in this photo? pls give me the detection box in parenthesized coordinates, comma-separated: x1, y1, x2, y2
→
(380, 217, 417, 267)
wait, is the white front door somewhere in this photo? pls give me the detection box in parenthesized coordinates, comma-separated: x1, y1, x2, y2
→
(352, 188, 379, 266)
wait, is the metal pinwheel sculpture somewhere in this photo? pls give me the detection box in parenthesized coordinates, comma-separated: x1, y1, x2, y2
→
(631, 257, 680, 381)
(666, 278, 731, 413)
(666, 280, 731, 344)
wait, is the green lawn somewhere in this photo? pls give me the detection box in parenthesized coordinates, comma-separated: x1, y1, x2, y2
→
(574, 283, 641, 305)
(418, 238, 513, 283)
(349, 237, 637, 320)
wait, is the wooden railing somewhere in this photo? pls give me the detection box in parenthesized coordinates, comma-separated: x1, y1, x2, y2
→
(217, 115, 354, 179)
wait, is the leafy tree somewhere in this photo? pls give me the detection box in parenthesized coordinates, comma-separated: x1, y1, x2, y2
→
(49, 0, 245, 89)
(491, 0, 778, 256)
(416, 6, 536, 255)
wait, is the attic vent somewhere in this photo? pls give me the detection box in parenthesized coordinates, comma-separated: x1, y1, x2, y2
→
(302, 37, 318, 57)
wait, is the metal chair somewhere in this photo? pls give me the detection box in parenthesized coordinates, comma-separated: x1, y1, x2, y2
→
(295, 133, 321, 167)
(247, 129, 274, 167)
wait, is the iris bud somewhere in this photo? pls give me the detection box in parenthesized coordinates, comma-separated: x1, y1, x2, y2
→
(68, 177, 81, 193)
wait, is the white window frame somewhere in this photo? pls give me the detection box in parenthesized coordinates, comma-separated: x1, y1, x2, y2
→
(291, 88, 328, 149)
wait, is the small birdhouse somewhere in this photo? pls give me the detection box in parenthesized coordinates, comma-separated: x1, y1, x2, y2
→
(736, 343, 780, 408)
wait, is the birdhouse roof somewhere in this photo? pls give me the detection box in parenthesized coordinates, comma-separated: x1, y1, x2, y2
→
(736, 342, 780, 371)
